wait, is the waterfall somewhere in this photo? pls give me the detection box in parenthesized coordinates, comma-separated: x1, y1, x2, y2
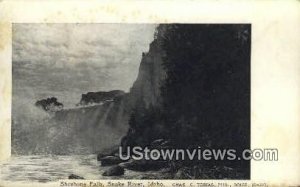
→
(12, 100, 129, 155)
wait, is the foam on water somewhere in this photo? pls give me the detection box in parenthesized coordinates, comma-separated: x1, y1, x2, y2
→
(0, 154, 165, 184)
(0, 155, 103, 183)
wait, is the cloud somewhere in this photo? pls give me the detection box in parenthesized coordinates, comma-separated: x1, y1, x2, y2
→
(13, 24, 156, 107)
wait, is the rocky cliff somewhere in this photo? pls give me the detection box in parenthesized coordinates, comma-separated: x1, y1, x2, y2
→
(117, 24, 251, 179)
(120, 25, 168, 148)
(127, 36, 166, 109)
(78, 90, 125, 106)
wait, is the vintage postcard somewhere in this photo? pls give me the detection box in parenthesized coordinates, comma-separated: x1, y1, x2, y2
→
(0, 1, 299, 187)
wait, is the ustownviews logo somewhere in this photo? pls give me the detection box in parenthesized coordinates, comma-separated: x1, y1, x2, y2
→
(119, 147, 278, 161)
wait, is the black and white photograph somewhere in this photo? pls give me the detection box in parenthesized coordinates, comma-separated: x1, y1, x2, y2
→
(1, 1, 300, 187)
(0, 23, 251, 183)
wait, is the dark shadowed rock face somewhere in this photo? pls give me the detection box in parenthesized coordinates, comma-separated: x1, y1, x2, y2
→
(97, 146, 120, 161)
(100, 156, 124, 166)
(102, 166, 124, 176)
(35, 97, 63, 112)
(79, 90, 125, 106)
(118, 159, 168, 172)
(68, 174, 84, 179)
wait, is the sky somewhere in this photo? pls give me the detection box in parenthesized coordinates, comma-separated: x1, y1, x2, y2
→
(12, 24, 156, 107)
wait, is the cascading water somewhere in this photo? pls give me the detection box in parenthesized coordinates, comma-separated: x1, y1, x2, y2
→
(12, 99, 129, 155)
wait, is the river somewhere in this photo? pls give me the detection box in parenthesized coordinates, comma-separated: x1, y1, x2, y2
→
(0, 154, 166, 185)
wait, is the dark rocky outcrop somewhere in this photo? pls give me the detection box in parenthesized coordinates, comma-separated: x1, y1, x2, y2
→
(118, 24, 251, 179)
(173, 168, 191, 179)
(102, 166, 124, 176)
(68, 174, 84, 179)
(79, 90, 125, 106)
(149, 139, 171, 149)
(35, 97, 63, 112)
(119, 159, 168, 172)
(97, 146, 120, 161)
(100, 156, 124, 166)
